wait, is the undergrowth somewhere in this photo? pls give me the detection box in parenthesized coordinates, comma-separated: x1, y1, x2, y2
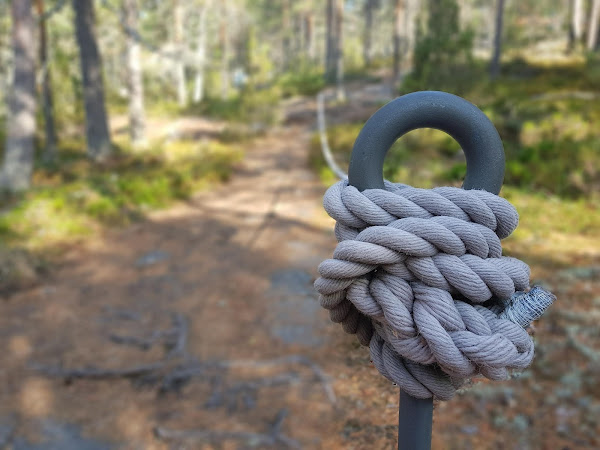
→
(0, 138, 242, 250)
(310, 58, 600, 254)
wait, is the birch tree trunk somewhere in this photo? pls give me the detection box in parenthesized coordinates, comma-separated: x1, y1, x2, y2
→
(392, 0, 405, 84)
(588, 0, 600, 51)
(173, 0, 187, 106)
(1, 0, 36, 191)
(35, 0, 57, 162)
(572, 0, 585, 47)
(73, 0, 112, 161)
(123, 0, 146, 147)
(334, 0, 345, 101)
(490, 0, 505, 80)
(193, 1, 210, 103)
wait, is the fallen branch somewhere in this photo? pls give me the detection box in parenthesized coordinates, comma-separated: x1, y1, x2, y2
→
(220, 355, 337, 404)
(32, 309, 335, 404)
(204, 373, 300, 412)
(166, 312, 188, 358)
(107, 311, 188, 356)
(109, 331, 164, 350)
(30, 361, 169, 381)
(155, 409, 301, 449)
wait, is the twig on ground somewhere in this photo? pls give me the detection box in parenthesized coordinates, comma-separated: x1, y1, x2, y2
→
(166, 312, 188, 358)
(107, 311, 188, 356)
(220, 355, 337, 404)
(109, 331, 164, 350)
(30, 361, 169, 381)
(154, 409, 301, 449)
(101, 306, 142, 322)
(32, 309, 335, 405)
(205, 373, 301, 412)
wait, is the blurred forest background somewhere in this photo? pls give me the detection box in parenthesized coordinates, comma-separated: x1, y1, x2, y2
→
(0, 0, 599, 449)
(0, 0, 599, 268)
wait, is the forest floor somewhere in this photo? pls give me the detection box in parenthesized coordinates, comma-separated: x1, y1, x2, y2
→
(0, 84, 598, 450)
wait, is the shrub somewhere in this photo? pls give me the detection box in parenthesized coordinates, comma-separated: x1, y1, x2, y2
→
(277, 67, 325, 97)
(403, 0, 475, 94)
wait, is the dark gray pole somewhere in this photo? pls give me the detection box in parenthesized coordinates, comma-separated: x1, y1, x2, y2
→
(347, 91, 505, 449)
(398, 391, 433, 450)
(348, 91, 505, 195)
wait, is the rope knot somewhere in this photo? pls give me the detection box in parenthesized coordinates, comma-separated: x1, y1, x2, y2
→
(315, 180, 555, 400)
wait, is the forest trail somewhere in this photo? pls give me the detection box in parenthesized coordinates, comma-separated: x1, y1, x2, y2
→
(0, 85, 399, 449)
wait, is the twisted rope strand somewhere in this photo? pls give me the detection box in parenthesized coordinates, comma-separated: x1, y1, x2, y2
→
(315, 180, 555, 400)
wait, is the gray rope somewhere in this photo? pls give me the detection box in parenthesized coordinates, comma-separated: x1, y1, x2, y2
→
(315, 180, 555, 400)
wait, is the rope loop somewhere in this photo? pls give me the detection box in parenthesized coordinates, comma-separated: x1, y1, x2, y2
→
(315, 180, 555, 400)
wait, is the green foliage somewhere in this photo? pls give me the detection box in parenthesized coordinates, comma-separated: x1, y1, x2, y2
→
(309, 123, 463, 189)
(314, 58, 600, 202)
(0, 139, 242, 248)
(277, 67, 325, 97)
(184, 85, 282, 128)
(404, 0, 474, 94)
(238, 86, 282, 126)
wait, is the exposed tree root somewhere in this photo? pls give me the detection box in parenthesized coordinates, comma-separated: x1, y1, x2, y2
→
(154, 409, 301, 449)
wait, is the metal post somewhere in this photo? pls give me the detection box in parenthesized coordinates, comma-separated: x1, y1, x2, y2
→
(347, 91, 506, 449)
(398, 391, 433, 450)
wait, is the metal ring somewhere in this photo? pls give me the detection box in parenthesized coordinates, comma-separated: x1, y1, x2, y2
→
(348, 91, 505, 194)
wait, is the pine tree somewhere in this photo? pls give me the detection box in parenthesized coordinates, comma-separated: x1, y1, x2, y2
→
(73, 0, 112, 160)
(1, 0, 36, 191)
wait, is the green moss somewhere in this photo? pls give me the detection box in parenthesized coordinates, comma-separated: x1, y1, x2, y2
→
(314, 62, 600, 197)
(0, 138, 242, 249)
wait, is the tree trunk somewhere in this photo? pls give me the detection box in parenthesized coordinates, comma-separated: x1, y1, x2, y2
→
(281, 0, 291, 70)
(588, 0, 600, 50)
(1, 0, 36, 191)
(193, 1, 210, 103)
(334, 0, 345, 101)
(325, 0, 335, 81)
(571, 0, 585, 49)
(123, 0, 146, 147)
(490, 0, 505, 80)
(363, 0, 375, 68)
(173, 0, 186, 106)
(392, 0, 405, 84)
(305, 12, 315, 61)
(35, 0, 57, 162)
(404, 0, 419, 67)
(73, 0, 111, 161)
(220, 0, 230, 100)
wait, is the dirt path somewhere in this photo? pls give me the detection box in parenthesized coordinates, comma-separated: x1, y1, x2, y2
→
(3, 85, 596, 450)
(0, 87, 400, 450)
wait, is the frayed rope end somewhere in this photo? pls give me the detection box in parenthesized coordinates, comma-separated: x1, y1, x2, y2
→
(499, 286, 556, 329)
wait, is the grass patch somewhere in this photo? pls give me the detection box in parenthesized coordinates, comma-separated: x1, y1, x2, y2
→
(0, 138, 242, 250)
(309, 57, 600, 261)
(312, 57, 600, 200)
